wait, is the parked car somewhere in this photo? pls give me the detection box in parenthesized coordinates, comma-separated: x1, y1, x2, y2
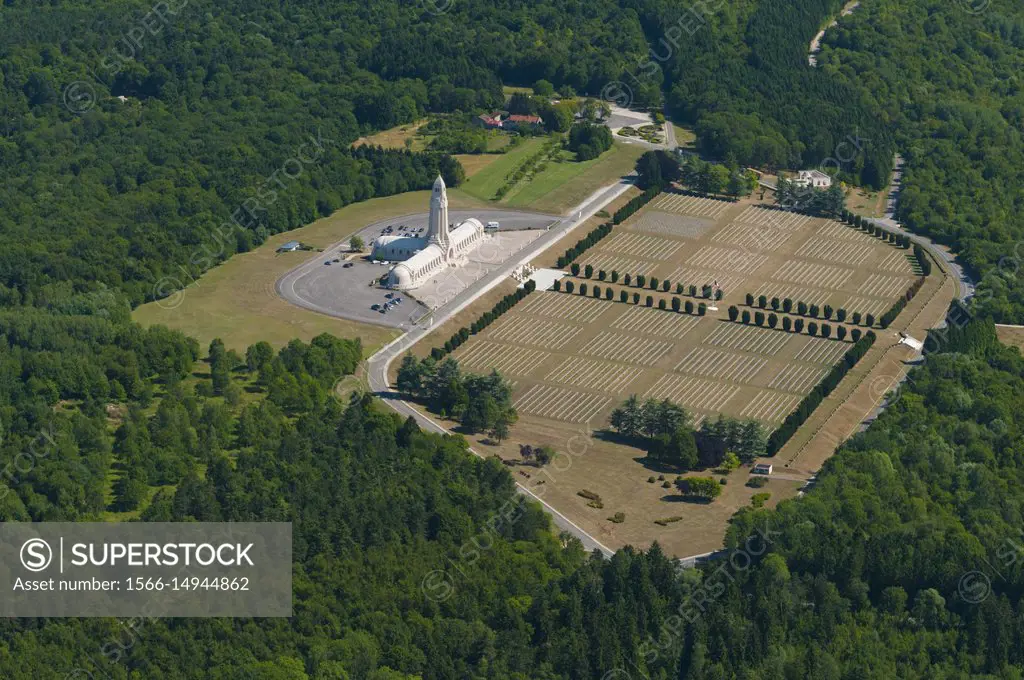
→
(371, 304, 380, 311)
(324, 261, 331, 265)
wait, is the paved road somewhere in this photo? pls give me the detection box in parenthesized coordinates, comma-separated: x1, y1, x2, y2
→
(366, 178, 638, 557)
(663, 111, 677, 150)
(872, 153, 975, 303)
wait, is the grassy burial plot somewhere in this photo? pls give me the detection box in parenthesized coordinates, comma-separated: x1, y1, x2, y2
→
(652, 192, 733, 219)
(433, 190, 925, 557)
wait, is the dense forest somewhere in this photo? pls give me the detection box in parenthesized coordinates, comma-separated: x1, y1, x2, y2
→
(4, 312, 1024, 678)
(3, 0, 1024, 676)
(0, 0, 648, 308)
(816, 0, 1024, 320)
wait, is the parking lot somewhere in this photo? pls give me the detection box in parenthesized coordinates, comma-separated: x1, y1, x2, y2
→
(277, 209, 556, 329)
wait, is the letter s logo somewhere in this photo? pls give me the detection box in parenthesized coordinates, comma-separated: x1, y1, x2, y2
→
(21, 538, 53, 572)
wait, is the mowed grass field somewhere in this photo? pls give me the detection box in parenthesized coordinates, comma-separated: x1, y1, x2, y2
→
(504, 142, 644, 214)
(458, 136, 547, 202)
(133, 189, 490, 354)
(403, 190, 921, 557)
(352, 119, 430, 151)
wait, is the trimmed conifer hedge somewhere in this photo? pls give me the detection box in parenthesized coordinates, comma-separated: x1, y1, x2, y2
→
(430, 279, 537, 361)
(766, 331, 876, 454)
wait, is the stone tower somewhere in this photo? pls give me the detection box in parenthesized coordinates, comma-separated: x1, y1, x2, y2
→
(428, 175, 450, 255)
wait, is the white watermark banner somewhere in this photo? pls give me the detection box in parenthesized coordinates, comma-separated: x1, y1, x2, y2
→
(0, 522, 291, 617)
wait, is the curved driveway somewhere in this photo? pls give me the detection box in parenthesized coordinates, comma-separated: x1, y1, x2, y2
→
(366, 178, 638, 557)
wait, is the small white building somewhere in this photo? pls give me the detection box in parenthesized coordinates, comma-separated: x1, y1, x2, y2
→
(792, 170, 832, 189)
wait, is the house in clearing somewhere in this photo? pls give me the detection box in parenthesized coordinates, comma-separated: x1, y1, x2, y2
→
(474, 113, 503, 129)
(503, 114, 544, 131)
(277, 240, 302, 253)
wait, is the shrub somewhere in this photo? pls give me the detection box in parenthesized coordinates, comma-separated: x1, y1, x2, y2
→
(598, 269, 607, 281)
(741, 309, 750, 323)
(715, 288, 724, 301)
(865, 313, 875, 327)
(836, 308, 847, 322)
(636, 274, 646, 288)
(782, 316, 792, 332)
(553, 279, 561, 291)
(758, 295, 767, 308)
(823, 304, 833, 319)
(676, 282, 685, 294)
(689, 285, 697, 297)
(771, 297, 780, 311)
(702, 285, 713, 299)
(584, 264, 594, 278)
(768, 313, 778, 328)
(746, 476, 769, 488)
(624, 273, 632, 286)
(754, 311, 765, 326)
(808, 321, 818, 336)
(728, 305, 739, 321)
(579, 283, 588, 295)
(672, 297, 682, 312)
(809, 304, 820, 318)
(794, 318, 804, 333)
(783, 298, 793, 313)
(571, 262, 580, 276)
(686, 300, 695, 314)
(658, 298, 667, 310)
(608, 512, 626, 523)
(620, 290, 629, 303)
(852, 311, 862, 325)
(633, 292, 641, 304)
(611, 270, 619, 283)
(662, 279, 671, 292)
(645, 295, 654, 307)
(821, 323, 831, 338)
(745, 293, 754, 306)
(647, 476, 656, 483)
(851, 328, 862, 342)
(797, 301, 808, 315)
(649, 277, 659, 290)
(565, 280, 575, 293)
(836, 325, 847, 341)
(698, 303, 707, 316)
(593, 286, 602, 298)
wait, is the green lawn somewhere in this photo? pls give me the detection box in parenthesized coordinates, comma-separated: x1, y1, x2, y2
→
(458, 137, 547, 202)
(672, 123, 697, 148)
(504, 142, 645, 214)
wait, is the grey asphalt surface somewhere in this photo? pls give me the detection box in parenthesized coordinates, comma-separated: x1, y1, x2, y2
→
(276, 210, 556, 330)
(873, 154, 975, 303)
(366, 177, 639, 558)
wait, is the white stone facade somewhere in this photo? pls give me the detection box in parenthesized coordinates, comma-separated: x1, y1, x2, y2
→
(373, 176, 485, 290)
